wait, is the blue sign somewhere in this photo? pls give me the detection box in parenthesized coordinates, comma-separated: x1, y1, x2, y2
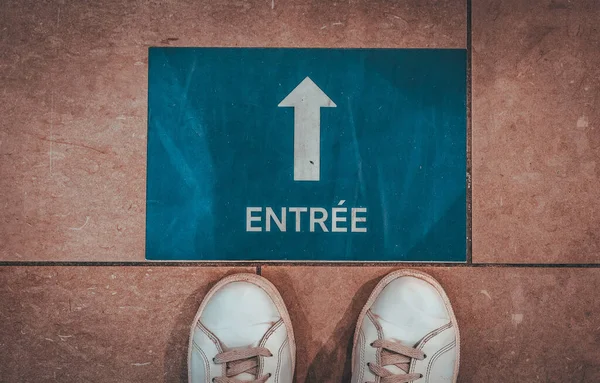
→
(146, 48, 467, 261)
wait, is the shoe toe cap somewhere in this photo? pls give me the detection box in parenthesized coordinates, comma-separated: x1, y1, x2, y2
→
(370, 276, 450, 345)
(200, 281, 281, 348)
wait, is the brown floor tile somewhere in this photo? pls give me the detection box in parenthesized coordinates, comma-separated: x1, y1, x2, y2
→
(0, 266, 255, 382)
(0, 0, 465, 262)
(472, 0, 600, 263)
(262, 266, 600, 382)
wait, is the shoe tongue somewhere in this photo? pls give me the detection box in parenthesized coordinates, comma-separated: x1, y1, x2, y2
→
(380, 348, 411, 376)
(231, 373, 255, 382)
(385, 363, 407, 375)
(220, 343, 262, 382)
(375, 317, 446, 376)
(219, 323, 275, 382)
(220, 347, 258, 382)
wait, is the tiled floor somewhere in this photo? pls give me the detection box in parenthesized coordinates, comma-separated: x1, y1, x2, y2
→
(1, 0, 600, 382)
(262, 266, 600, 382)
(1, 266, 598, 382)
(472, 0, 600, 264)
(0, 0, 465, 262)
(0, 266, 256, 382)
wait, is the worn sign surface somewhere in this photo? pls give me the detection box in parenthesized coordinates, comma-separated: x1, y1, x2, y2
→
(146, 48, 467, 261)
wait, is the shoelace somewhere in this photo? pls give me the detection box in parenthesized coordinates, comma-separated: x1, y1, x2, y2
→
(366, 339, 426, 383)
(212, 346, 273, 383)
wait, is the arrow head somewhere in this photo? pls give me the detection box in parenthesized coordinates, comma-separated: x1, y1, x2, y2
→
(278, 77, 337, 108)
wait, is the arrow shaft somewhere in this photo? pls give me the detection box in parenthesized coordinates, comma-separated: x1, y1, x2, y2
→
(294, 106, 320, 181)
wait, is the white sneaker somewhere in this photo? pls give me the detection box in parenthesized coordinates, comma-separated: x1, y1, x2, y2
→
(188, 273, 296, 383)
(351, 270, 460, 383)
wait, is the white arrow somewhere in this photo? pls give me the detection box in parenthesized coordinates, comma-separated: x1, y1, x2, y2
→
(278, 76, 336, 181)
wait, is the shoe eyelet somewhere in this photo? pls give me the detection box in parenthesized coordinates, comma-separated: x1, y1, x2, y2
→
(419, 373, 424, 378)
(423, 354, 427, 359)
(369, 342, 374, 347)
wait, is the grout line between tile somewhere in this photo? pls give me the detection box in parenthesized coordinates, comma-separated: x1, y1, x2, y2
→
(466, 0, 473, 264)
(0, 262, 599, 268)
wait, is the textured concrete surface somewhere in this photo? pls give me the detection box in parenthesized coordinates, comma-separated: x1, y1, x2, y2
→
(262, 266, 600, 383)
(0, 266, 598, 382)
(0, 266, 256, 382)
(0, 0, 465, 261)
(472, 0, 600, 263)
